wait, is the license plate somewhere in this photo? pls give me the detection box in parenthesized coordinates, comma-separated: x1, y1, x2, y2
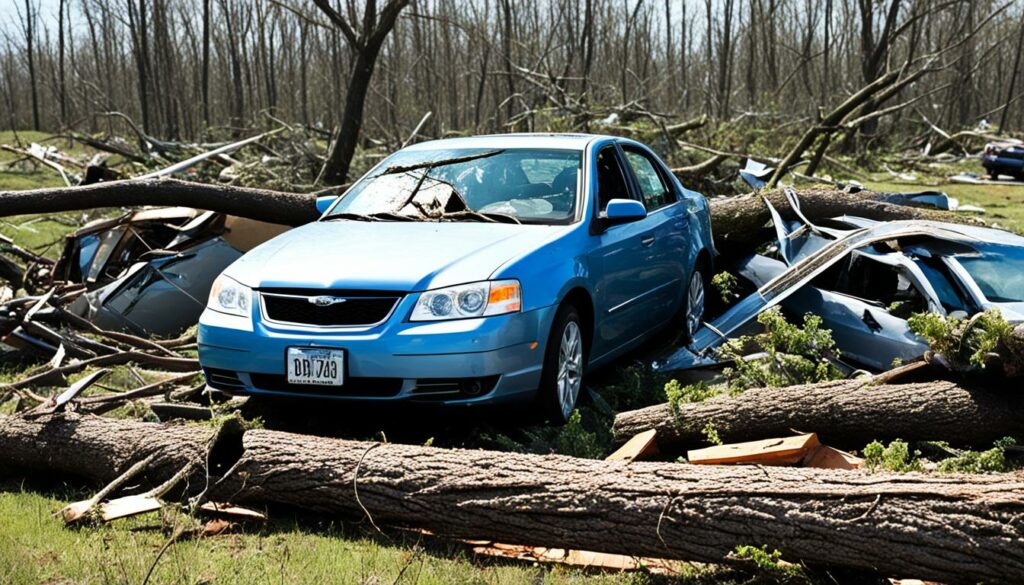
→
(286, 347, 344, 386)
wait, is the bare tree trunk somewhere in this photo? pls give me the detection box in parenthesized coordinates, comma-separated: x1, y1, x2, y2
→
(201, 0, 211, 128)
(313, 0, 411, 185)
(614, 378, 1024, 451)
(2, 412, 1023, 585)
(22, 0, 41, 131)
(58, 0, 67, 126)
(999, 10, 1024, 131)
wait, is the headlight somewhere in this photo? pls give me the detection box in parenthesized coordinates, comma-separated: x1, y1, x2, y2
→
(410, 280, 521, 321)
(208, 274, 252, 318)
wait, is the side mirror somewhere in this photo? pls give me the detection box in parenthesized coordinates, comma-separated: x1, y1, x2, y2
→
(600, 198, 647, 227)
(316, 195, 340, 215)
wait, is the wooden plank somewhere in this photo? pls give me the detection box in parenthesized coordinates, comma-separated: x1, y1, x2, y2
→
(605, 429, 659, 462)
(803, 445, 864, 470)
(687, 433, 820, 466)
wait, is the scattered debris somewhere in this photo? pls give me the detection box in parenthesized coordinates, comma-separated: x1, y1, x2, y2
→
(469, 542, 685, 575)
(605, 429, 659, 462)
(688, 433, 821, 466)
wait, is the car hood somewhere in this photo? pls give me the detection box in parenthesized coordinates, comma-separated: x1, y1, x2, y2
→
(225, 220, 565, 291)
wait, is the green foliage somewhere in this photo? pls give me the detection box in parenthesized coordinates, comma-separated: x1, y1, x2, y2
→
(937, 437, 1017, 473)
(719, 308, 843, 390)
(908, 309, 1018, 372)
(711, 271, 739, 304)
(598, 362, 674, 412)
(555, 410, 605, 459)
(863, 440, 923, 473)
(665, 379, 719, 416)
(733, 545, 806, 580)
(702, 422, 723, 446)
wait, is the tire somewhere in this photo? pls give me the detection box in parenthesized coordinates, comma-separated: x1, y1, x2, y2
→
(538, 304, 585, 423)
(680, 264, 706, 344)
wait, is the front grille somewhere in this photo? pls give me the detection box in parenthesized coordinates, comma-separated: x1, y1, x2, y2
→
(260, 290, 401, 327)
(248, 373, 402, 397)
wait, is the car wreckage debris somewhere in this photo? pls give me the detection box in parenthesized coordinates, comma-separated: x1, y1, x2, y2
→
(0, 412, 1021, 584)
(612, 378, 1024, 451)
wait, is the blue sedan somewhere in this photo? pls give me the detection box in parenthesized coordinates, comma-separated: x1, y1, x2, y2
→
(197, 134, 714, 421)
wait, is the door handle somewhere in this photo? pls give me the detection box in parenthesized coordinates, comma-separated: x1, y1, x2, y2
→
(641, 235, 656, 247)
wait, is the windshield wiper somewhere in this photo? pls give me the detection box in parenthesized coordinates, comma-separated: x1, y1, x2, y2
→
(323, 212, 378, 222)
(441, 210, 522, 224)
(323, 212, 417, 222)
(378, 150, 505, 176)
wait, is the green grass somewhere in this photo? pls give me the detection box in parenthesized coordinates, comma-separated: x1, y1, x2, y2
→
(864, 180, 1024, 233)
(0, 488, 745, 585)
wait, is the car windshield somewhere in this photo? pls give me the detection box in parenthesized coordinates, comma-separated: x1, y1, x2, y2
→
(956, 245, 1024, 303)
(325, 148, 581, 224)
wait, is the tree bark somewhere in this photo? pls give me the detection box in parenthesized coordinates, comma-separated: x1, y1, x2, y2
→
(613, 379, 1024, 451)
(708, 187, 973, 255)
(0, 178, 318, 225)
(1, 413, 1023, 584)
(0, 413, 221, 487)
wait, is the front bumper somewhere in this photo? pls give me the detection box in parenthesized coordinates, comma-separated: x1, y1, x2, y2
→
(197, 294, 556, 405)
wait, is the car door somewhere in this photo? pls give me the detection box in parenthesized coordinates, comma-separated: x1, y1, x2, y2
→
(620, 145, 689, 319)
(795, 253, 936, 369)
(589, 144, 663, 359)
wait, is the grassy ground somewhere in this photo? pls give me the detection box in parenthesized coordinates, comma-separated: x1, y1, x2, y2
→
(0, 486, 750, 585)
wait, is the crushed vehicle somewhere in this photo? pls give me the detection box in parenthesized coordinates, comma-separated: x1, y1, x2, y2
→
(661, 189, 1024, 371)
(982, 141, 1024, 180)
(52, 208, 288, 338)
(197, 134, 715, 421)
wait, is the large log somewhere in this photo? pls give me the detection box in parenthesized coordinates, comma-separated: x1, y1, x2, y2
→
(0, 412, 221, 486)
(0, 178, 319, 225)
(0, 179, 970, 254)
(708, 187, 972, 254)
(613, 379, 1024, 451)
(1, 413, 1022, 583)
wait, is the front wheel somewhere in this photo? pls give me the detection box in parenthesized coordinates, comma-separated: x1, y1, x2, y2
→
(681, 266, 706, 343)
(538, 304, 584, 423)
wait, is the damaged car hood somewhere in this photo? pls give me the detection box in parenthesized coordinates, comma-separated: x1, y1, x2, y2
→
(224, 220, 565, 291)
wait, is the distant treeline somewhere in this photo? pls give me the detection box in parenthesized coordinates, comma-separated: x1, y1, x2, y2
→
(2, 0, 1023, 142)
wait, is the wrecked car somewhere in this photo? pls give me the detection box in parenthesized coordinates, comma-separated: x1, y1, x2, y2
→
(982, 141, 1024, 180)
(662, 190, 1024, 372)
(197, 134, 715, 421)
(55, 208, 288, 338)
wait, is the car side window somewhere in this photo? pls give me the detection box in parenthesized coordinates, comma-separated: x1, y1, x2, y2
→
(623, 149, 672, 211)
(596, 146, 631, 212)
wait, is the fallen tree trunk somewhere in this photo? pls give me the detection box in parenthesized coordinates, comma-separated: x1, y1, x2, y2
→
(0, 178, 318, 225)
(1, 413, 1022, 583)
(0, 413, 223, 487)
(613, 379, 1024, 451)
(708, 187, 974, 254)
(1, 179, 972, 255)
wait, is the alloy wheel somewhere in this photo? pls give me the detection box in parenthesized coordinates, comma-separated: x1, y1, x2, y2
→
(556, 320, 583, 420)
(686, 270, 705, 338)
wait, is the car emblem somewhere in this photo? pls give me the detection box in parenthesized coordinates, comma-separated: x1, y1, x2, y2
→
(309, 295, 347, 307)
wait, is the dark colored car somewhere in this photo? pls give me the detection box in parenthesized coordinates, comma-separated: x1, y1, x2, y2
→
(982, 142, 1024, 180)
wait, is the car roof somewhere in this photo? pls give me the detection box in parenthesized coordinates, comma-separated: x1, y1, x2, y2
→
(401, 133, 615, 152)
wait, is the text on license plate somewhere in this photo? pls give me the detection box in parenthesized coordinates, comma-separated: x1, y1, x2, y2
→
(287, 347, 345, 386)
